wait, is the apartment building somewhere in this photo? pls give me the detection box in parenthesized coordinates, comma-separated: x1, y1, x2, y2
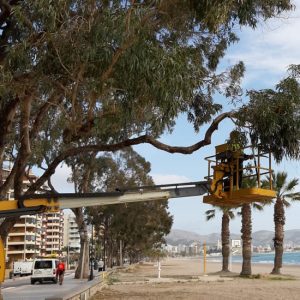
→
(63, 213, 80, 253)
(41, 211, 64, 256)
(1, 165, 64, 265)
(7, 215, 42, 262)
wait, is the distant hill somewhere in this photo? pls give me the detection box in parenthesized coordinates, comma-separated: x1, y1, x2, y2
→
(165, 229, 240, 246)
(165, 229, 300, 246)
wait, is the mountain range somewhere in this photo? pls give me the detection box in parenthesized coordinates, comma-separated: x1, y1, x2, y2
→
(165, 229, 300, 246)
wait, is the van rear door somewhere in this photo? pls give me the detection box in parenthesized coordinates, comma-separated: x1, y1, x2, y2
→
(33, 260, 55, 277)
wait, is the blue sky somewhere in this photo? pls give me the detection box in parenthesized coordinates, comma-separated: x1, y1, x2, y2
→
(52, 1, 300, 235)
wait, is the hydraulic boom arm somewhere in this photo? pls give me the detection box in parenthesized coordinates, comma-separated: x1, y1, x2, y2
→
(0, 181, 209, 282)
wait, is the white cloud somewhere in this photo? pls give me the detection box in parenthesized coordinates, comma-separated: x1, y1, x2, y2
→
(226, 2, 300, 87)
(151, 174, 191, 185)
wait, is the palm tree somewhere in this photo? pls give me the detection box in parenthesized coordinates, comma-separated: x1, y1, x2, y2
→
(206, 207, 235, 272)
(239, 202, 263, 276)
(239, 177, 264, 276)
(263, 172, 300, 274)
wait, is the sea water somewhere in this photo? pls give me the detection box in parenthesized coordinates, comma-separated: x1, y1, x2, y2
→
(209, 251, 300, 265)
(235, 251, 300, 265)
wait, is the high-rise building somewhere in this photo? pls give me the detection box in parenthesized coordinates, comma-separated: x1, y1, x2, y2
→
(63, 213, 80, 253)
(6, 215, 42, 262)
(40, 211, 64, 256)
(1, 165, 64, 266)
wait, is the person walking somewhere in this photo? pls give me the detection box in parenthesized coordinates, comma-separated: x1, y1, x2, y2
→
(56, 260, 65, 285)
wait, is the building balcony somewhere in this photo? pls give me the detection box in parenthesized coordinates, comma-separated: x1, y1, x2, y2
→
(7, 241, 25, 246)
(14, 223, 37, 228)
(8, 231, 36, 237)
(46, 228, 60, 233)
(46, 241, 61, 246)
(45, 247, 60, 252)
(46, 235, 60, 240)
(46, 222, 61, 226)
(7, 249, 36, 254)
(8, 239, 39, 245)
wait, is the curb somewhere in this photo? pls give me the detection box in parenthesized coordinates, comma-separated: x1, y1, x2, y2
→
(45, 270, 113, 300)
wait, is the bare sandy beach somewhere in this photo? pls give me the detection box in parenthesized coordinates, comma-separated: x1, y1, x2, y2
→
(91, 257, 300, 300)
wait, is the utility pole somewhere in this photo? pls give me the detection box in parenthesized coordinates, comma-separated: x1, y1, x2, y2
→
(23, 217, 27, 260)
(89, 224, 94, 281)
(120, 240, 123, 267)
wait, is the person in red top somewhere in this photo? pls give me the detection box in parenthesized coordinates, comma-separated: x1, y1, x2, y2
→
(56, 260, 65, 285)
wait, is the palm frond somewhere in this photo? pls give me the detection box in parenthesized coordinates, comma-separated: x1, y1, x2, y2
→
(261, 199, 274, 206)
(252, 203, 264, 211)
(206, 215, 215, 221)
(276, 171, 288, 191)
(291, 193, 300, 201)
(285, 192, 300, 201)
(284, 178, 299, 193)
(283, 198, 291, 207)
(228, 211, 235, 219)
(205, 209, 216, 215)
(205, 209, 216, 221)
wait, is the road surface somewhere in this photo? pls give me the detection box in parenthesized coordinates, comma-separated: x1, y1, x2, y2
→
(1, 271, 102, 300)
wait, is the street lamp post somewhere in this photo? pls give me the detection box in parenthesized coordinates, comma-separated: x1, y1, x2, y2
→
(23, 217, 27, 261)
(88, 224, 94, 281)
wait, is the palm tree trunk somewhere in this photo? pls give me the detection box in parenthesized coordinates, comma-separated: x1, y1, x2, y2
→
(271, 198, 285, 274)
(240, 204, 252, 276)
(221, 212, 230, 272)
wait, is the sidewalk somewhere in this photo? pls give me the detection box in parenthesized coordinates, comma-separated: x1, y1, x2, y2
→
(2, 270, 110, 300)
(44, 270, 110, 300)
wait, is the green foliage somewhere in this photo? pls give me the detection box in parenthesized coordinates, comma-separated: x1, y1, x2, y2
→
(237, 65, 300, 162)
(262, 171, 300, 203)
(0, 0, 297, 239)
(67, 148, 173, 262)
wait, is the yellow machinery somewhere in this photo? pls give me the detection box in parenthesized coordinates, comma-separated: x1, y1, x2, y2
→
(0, 181, 210, 282)
(203, 143, 276, 207)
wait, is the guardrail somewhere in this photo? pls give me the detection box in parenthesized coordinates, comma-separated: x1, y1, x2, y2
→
(45, 271, 111, 300)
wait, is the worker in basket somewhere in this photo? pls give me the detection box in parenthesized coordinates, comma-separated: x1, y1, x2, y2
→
(216, 130, 252, 191)
(56, 259, 66, 285)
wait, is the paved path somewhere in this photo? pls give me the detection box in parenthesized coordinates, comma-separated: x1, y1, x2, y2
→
(1, 270, 103, 300)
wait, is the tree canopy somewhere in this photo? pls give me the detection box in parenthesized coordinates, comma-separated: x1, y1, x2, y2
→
(69, 148, 173, 264)
(0, 0, 299, 237)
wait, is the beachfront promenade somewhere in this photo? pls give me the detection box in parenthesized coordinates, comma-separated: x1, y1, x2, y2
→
(3, 258, 300, 300)
(90, 257, 300, 300)
(2, 270, 108, 300)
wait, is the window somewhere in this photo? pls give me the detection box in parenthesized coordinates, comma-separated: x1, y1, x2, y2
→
(34, 260, 53, 269)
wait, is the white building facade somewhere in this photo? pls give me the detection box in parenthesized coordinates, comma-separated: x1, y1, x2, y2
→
(63, 213, 81, 253)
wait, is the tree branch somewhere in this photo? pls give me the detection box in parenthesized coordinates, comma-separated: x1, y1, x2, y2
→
(26, 111, 232, 194)
(0, 96, 20, 166)
(14, 93, 33, 197)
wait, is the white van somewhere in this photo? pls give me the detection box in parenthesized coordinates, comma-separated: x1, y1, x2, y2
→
(31, 259, 58, 284)
(13, 261, 33, 276)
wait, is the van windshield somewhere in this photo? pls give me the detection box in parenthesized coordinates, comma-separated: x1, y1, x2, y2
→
(34, 260, 52, 269)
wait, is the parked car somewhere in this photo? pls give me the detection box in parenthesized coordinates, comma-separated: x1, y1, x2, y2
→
(31, 258, 58, 284)
(13, 261, 33, 277)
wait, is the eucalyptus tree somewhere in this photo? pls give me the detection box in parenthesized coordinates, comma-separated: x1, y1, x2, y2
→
(262, 172, 300, 275)
(69, 148, 173, 269)
(205, 207, 235, 272)
(0, 0, 299, 245)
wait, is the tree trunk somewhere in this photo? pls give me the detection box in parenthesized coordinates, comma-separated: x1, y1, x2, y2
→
(271, 198, 285, 274)
(221, 212, 230, 272)
(74, 232, 89, 279)
(240, 204, 252, 276)
(73, 208, 90, 279)
(0, 217, 19, 241)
